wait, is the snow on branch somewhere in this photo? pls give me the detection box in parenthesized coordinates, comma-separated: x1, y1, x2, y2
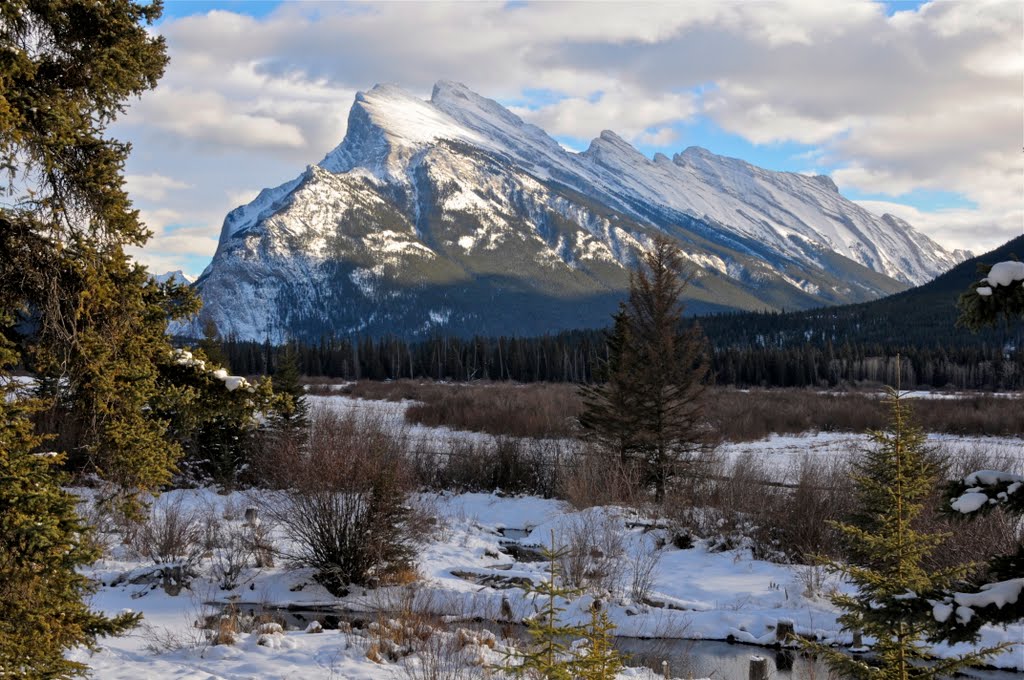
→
(171, 349, 254, 392)
(949, 469, 1023, 515)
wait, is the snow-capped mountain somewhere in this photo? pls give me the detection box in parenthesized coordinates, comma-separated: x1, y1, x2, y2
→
(153, 270, 193, 285)
(183, 81, 968, 341)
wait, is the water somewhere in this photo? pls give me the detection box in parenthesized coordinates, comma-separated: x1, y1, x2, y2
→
(224, 605, 1022, 679)
(617, 637, 1021, 679)
(496, 527, 531, 540)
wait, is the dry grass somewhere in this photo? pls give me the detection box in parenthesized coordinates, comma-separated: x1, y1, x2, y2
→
(707, 388, 1024, 441)
(332, 381, 1023, 442)
(404, 382, 581, 439)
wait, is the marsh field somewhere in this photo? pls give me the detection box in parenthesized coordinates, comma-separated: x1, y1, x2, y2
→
(74, 381, 1024, 679)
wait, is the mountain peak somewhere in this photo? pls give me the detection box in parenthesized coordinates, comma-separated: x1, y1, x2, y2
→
(319, 83, 487, 176)
(430, 79, 473, 100)
(186, 79, 966, 342)
(584, 129, 645, 160)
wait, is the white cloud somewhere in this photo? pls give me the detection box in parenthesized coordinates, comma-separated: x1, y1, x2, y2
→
(856, 199, 1022, 254)
(126, 87, 307, 149)
(636, 127, 681, 148)
(125, 174, 191, 202)
(513, 88, 696, 142)
(119, 0, 1022, 272)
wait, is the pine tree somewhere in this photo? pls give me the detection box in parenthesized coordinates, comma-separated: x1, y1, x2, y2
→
(505, 533, 585, 679)
(933, 264, 1024, 639)
(270, 344, 309, 433)
(575, 604, 625, 680)
(0, 324, 140, 676)
(0, 0, 194, 509)
(802, 388, 1000, 679)
(579, 236, 712, 502)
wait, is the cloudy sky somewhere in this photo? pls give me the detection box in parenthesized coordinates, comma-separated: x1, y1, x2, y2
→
(117, 0, 1023, 278)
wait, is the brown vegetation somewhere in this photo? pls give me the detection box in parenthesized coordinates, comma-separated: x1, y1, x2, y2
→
(258, 409, 421, 595)
(327, 380, 1024, 442)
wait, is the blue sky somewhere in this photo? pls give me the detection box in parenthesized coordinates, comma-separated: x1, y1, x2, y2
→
(119, 1, 1021, 276)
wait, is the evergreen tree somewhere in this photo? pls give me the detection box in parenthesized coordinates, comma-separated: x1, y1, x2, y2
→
(198, 317, 228, 368)
(575, 604, 625, 680)
(803, 389, 999, 679)
(154, 348, 276, 489)
(957, 259, 1024, 332)
(503, 533, 625, 680)
(933, 263, 1024, 639)
(505, 534, 585, 679)
(579, 236, 712, 502)
(0, 0, 193, 508)
(0, 324, 140, 676)
(270, 344, 309, 433)
(578, 307, 640, 464)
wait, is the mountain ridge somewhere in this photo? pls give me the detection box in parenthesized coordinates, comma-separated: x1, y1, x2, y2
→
(183, 81, 968, 342)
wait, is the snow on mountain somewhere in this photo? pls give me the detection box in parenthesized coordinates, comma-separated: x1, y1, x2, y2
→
(182, 81, 968, 341)
(152, 270, 193, 285)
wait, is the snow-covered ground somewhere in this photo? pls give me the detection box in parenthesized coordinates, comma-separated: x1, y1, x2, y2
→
(69, 393, 1023, 678)
(75, 489, 1023, 678)
(309, 394, 1024, 479)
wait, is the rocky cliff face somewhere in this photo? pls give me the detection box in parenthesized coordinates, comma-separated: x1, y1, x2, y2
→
(182, 81, 967, 341)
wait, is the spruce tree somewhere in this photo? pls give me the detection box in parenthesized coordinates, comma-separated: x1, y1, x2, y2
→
(0, 324, 140, 676)
(503, 533, 626, 680)
(803, 389, 1000, 679)
(579, 236, 712, 502)
(198, 317, 228, 368)
(579, 307, 641, 466)
(505, 533, 585, 679)
(576, 604, 625, 680)
(956, 258, 1024, 332)
(270, 344, 309, 433)
(154, 347, 276, 488)
(933, 264, 1024, 639)
(0, 0, 195, 508)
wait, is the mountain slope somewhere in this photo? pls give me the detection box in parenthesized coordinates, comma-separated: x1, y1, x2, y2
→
(182, 81, 967, 342)
(699, 235, 1024, 349)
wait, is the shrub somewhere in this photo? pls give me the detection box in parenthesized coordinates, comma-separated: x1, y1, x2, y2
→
(557, 511, 627, 595)
(263, 410, 418, 595)
(560, 445, 645, 509)
(411, 437, 565, 497)
(129, 494, 204, 568)
(341, 381, 1024, 443)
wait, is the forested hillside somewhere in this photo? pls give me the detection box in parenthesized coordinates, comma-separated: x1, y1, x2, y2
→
(201, 238, 1022, 389)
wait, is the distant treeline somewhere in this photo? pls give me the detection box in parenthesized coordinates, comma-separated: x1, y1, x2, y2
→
(209, 328, 1023, 390)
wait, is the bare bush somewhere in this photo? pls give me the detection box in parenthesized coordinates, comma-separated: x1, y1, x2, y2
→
(263, 409, 418, 596)
(797, 564, 838, 600)
(402, 632, 488, 680)
(557, 511, 627, 594)
(706, 388, 1024, 441)
(129, 495, 205, 568)
(412, 437, 565, 497)
(666, 452, 855, 564)
(560, 445, 645, 509)
(242, 517, 276, 568)
(404, 382, 582, 439)
(629, 543, 662, 603)
(211, 524, 252, 590)
(770, 455, 855, 562)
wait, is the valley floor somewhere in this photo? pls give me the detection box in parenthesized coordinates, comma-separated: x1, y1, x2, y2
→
(72, 394, 1024, 679)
